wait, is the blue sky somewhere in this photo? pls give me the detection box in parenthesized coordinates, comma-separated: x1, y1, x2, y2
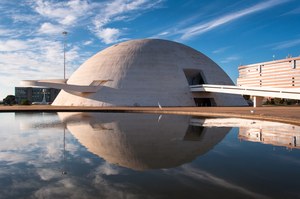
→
(0, 0, 300, 99)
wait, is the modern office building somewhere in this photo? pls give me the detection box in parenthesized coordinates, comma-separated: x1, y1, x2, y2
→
(15, 87, 60, 104)
(237, 56, 300, 88)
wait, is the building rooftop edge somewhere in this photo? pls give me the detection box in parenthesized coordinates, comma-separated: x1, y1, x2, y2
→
(238, 56, 300, 69)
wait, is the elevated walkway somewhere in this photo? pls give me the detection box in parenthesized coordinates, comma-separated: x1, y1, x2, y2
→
(190, 84, 300, 107)
(21, 79, 112, 93)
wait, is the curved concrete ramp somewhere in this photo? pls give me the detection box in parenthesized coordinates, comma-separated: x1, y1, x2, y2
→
(21, 79, 111, 93)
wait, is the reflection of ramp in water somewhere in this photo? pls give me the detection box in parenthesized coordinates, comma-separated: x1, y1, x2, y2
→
(58, 113, 231, 171)
(191, 118, 300, 149)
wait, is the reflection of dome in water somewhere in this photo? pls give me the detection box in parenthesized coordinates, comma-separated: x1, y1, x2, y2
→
(58, 112, 230, 170)
(53, 39, 246, 106)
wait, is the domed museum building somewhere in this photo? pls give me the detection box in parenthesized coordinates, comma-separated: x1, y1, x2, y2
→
(52, 39, 246, 106)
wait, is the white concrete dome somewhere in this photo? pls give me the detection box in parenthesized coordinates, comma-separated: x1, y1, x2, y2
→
(53, 39, 246, 106)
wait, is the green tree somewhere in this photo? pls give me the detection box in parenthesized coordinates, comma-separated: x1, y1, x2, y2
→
(20, 99, 31, 105)
(3, 95, 16, 105)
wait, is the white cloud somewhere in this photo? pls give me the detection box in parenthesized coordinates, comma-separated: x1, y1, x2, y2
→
(0, 37, 82, 97)
(155, 0, 289, 40)
(0, 0, 164, 97)
(157, 31, 169, 36)
(0, 39, 28, 51)
(30, 0, 163, 42)
(180, 0, 290, 40)
(283, 6, 300, 15)
(213, 46, 230, 54)
(83, 40, 93, 45)
(0, 27, 13, 36)
(97, 162, 120, 176)
(33, 0, 91, 26)
(92, 0, 163, 44)
(220, 56, 240, 63)
(169, 165, 271, 199)
(61, 15, 77, 26)
(37, 168, 60, 181)
(95, 28, 121, 44)
(11, 13, 39, 24)
(38, 22, 64, 35)
(271, 38, 300, 50)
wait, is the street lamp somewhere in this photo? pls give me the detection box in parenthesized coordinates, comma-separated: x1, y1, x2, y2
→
(62, 31, 68, 80)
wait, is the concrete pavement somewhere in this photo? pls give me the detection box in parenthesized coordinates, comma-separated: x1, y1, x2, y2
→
(1, 105, 300, 125)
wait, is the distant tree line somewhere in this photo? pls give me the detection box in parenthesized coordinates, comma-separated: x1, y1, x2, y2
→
(243, 95, 299, 106)
(2, 95, 16, 105)
(264, 98, 299, 106)
(1, 95, 31, 105)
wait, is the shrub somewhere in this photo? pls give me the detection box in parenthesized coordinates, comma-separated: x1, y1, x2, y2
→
(20, 99, 31, 105)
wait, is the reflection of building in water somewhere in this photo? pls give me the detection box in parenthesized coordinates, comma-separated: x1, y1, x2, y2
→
(239, 127, 299, 149)
(191, 118, 300, 150)
(58, 112, 230, 170)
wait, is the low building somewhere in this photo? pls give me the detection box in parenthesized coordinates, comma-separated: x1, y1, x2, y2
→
(15, 87, 60, 104)
(237, 56, 300, 88)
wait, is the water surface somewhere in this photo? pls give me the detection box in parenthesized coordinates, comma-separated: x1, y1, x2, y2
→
(0, 112, 299, 199)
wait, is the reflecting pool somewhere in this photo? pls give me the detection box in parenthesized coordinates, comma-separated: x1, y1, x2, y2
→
(0, 112, 299, 199)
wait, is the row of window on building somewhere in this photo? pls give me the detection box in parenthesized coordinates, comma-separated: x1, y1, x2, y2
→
(237, 56, 300, 88)
(15, 87, 60, 104)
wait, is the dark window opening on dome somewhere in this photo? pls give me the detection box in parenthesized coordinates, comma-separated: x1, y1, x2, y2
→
(184, 125, 205, 141)
(183, 69, 206, 85)
(194, 98, 215, 107)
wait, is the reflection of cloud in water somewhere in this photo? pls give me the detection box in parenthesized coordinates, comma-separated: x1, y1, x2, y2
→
(0, 113, 299, 198)
(168, 165, 271, 199)
(97, 162, 120, 175)
(37, 168, 60, 181)
(15, 112, 63, 130)
(58, 112, 231, 170)
(33, 174, 154, 199)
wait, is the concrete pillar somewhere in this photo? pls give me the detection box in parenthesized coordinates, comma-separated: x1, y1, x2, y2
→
(253, 96, 264, 107)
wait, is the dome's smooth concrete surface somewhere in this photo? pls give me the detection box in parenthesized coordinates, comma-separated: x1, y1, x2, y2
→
(53, 39, 247, 106)
(58, 112, 230, 170)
